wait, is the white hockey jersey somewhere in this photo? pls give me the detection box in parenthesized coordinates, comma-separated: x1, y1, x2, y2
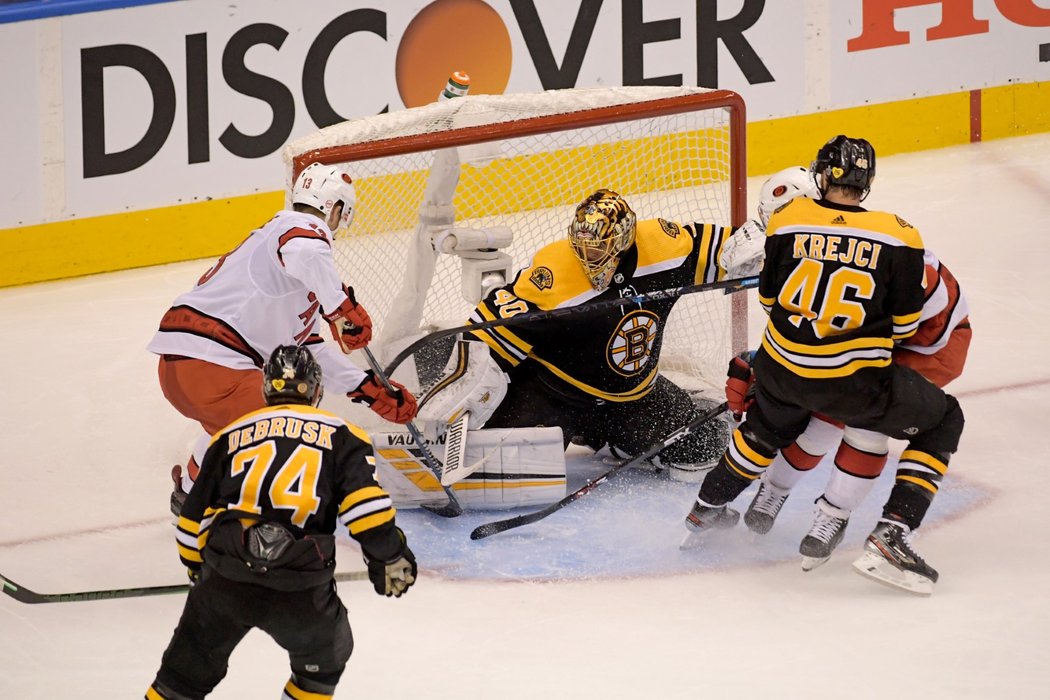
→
(147, 210, 367, 394)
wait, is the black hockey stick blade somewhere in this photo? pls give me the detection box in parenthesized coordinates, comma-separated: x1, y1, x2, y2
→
(470, 401, 729, 540)
(361, 347, 462, 517)
(0, 570, 369, 604)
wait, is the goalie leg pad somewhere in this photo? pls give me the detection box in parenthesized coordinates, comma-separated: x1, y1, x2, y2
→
(371, 426, 566, 510)
(417, 340, 508, 428)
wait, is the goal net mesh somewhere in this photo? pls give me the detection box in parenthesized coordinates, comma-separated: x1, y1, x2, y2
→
(284, 85, 746, 395)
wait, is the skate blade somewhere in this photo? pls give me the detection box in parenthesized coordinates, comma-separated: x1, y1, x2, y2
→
(801, 554, 830, 572)
(851, 551, 935, 596)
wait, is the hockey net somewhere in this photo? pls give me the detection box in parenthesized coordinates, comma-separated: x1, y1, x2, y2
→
(283, 85, 747, 399)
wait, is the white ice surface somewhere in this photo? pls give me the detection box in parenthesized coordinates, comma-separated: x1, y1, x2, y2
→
(2, 134, 1050, 699)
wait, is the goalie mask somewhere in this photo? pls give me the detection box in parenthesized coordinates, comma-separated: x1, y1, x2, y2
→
(263, 345, 323, 407)
(568, 189, 637, 291)
(811, 135, 876, 201)
(292, 162, 357, 234)
(758, 166, 821, 227)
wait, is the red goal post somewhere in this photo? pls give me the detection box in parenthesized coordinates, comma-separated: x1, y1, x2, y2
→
(284, 85, 747, 394)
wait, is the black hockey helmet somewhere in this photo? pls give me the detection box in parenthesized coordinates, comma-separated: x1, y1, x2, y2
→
(812, 135, 876, 200)
(263, 345, 322, 406)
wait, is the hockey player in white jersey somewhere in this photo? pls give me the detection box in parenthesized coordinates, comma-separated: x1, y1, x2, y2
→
(148, 162, 418, 516)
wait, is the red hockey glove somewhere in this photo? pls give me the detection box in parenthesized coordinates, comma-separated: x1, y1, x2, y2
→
(348, 371, 418, 424)
(725, 354, 755, 419)
(324, 285, 373, 353)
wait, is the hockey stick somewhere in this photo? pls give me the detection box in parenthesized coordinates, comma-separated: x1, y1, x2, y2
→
(0, 570, 369, 605)
(361, 346, 463, 517)
(469, 401, 730, 540)
(384, 275, 758, 376)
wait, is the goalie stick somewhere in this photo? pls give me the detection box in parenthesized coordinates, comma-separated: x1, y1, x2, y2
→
(361, 346, 463, 517)
(469, 401, 730, 540)
(384, 275, 758, 376)
(0, 570, 369, 605)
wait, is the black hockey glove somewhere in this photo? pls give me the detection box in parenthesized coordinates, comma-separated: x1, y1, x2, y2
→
(363, 528, 417, 598)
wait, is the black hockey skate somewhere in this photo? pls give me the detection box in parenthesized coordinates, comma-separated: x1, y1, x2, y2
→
(170, 465, 189, 519)
(744, 479, 791, 535)
(852, 519, 939, 596)
(799, 497, 849, 571)
(679, 501, 740, 550)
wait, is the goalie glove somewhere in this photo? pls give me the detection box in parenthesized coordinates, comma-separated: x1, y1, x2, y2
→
(324, 285, 373, 353)
(719, 219, 766, 278)
(348, 371, 419, 424)
(726, 352, 756, 419)
(363, 529, 417, 598)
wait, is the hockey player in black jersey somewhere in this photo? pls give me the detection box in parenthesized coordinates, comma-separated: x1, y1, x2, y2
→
(465, 188, 736, 481)
(681, 136, 964, 595)
(146, 345, 416, 700)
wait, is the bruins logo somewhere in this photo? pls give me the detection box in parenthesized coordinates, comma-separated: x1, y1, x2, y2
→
(658, 218, 680, 238)
(530, 266, 554, 290)
(606, 310, 659, 376)
(895, 215, 914, 229)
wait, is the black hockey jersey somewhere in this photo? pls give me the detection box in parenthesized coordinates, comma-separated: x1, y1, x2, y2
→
(469, 218, 730, 402)
(175, 403, 402, 582)
(758, 197, 926, 379)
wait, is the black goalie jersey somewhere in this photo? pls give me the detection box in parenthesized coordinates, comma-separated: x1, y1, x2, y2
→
(469, 218, 730, 402)
(758, 197, 926, 380)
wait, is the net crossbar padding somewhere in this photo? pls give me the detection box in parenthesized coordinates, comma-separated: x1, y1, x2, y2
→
(284, 86, 747, 394)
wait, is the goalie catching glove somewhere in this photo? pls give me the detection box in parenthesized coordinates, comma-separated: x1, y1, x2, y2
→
(726, 352, 756, 419)
(324, 284, 373, 353)
(348, 371, 418, 424)
(719, 219, 766, 278)
(363, 528, 417, 598)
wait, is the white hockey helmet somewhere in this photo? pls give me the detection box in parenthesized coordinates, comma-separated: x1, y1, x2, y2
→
(292, 162, 357, 232)
(757, 166, 820, 227)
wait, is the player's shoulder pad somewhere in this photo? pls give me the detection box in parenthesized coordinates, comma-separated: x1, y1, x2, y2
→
(634, 218, 693, 265)
(511, 239, 593, 307)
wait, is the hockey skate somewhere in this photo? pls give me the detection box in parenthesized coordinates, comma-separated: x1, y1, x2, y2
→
(743, 478, 791, 534)
(799, 497, 849, 571)
(170, 465, 189, 519)
(679, 501, 740, 550)
(852, 519, 939, 596)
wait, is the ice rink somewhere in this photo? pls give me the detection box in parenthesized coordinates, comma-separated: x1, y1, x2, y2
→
(2, 133, 1049, 699)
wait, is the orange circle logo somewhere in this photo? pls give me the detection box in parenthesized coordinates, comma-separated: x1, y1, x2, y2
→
(395, 0, 512, 108)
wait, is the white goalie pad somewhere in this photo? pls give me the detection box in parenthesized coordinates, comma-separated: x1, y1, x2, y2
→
(371, 426, 566, 510)
(417, 340, 508, 429)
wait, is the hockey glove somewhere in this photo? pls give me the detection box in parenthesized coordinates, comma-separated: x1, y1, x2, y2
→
(348, 371, 419, 424)
(187, 568, 201, 587)
(364, 530, 417, 598)
(719, 219, 766, 277)
(725, 353, 756, 419)
(324, 285, 373, 353)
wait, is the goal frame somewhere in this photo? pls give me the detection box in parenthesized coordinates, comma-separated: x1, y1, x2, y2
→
(287, 87, 750, 376)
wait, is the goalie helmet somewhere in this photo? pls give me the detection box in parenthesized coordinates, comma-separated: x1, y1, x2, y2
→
(263, 345, 323, 406)
(568, 189, 637, 291)
(292, 162, 357, 233)
(811, 135, 876, 200)
(757, 166, 820, 227)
